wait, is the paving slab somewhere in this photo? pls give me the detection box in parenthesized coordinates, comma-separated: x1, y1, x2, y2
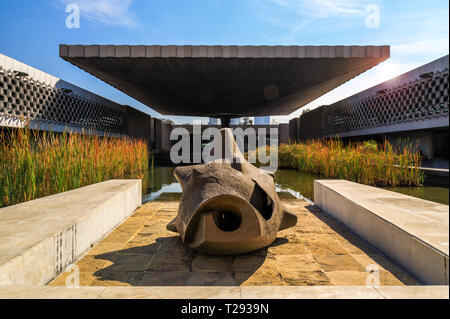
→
(49, 196, 420, 288)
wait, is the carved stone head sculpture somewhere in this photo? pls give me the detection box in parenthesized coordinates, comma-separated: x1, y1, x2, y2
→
(166, 128, 297, 254)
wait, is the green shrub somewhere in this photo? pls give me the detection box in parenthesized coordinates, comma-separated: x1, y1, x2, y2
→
(278, 139, 424, 187)
(0, 128, 148, 208)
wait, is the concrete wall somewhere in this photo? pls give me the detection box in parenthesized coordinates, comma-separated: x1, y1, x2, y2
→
(292, 56, 448, 144)
(279, 123, 289, 144)
(288, 117, 303, 143)
(296, 118, 301, 142)
(323, 55, 448, 139)
(299, 108, 323, 141)
(0, 53, 167, 149)
(150, 117, 156, 148)
(289, 118, 298, 143)
(153, 118, 162, 152)
(126, 106, 152, 145)
(386, 131, 433, 160)
(161, 123, 173, 152)
(0, 180, 142, 287)
(0, 53, 128, 136)
(314, 180, 449, 285)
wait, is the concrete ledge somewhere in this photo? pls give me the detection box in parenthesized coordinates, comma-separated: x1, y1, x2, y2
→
(0, 180, 142, 287)
(0, 286, 447, 299)
(314, 180, 449, 285)
(60, 45, 390, 59)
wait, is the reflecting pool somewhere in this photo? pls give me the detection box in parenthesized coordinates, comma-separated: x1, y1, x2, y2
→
(143, 166, 449, 205)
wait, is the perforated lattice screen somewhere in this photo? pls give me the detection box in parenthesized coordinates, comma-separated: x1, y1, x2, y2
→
(322, 69, 449, 136)
(0, 65, 128, 134)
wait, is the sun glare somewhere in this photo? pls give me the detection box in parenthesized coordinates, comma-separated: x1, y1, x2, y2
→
(374, 60, 404, 83)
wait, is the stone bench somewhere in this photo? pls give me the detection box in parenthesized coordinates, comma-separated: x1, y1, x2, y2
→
(314, 180, 449, 285)
(0, 180, 141, 286)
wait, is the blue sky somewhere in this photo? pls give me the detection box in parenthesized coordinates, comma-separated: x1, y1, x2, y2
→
(0, 0, 448, 124)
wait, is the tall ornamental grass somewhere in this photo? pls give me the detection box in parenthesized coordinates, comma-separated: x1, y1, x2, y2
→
(277, 139, 424, 187)
(0, 128, 148, 208)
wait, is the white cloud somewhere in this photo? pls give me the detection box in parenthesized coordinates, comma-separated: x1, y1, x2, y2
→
(257, 0, 370, 39)
(267, 0, 365, 18)
(300, 0, 363, 17)
(60, 0, 138, 27)
(391, 39, 449, 56)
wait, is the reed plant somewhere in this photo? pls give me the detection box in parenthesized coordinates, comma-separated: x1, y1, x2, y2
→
(0, 127, 148, 208)
(277, 138, 424, 187)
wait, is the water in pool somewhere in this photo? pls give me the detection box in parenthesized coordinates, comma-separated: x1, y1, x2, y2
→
(142, 166, 449, 205)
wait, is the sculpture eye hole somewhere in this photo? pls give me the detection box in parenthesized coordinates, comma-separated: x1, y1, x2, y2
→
(214, 211, 242, 232)
(250, 183, 274, 220)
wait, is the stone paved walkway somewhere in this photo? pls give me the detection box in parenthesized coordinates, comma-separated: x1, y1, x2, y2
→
(49, 193, 419, 287)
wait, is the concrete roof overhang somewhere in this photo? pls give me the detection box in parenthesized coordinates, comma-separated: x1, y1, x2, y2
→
(59, 45, 389, 117)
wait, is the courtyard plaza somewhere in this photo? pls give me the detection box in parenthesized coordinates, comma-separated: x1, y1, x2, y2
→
(50, 193, 419, 287)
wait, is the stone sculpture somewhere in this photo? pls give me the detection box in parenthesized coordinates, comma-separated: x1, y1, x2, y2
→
(167, 128, 297, 254)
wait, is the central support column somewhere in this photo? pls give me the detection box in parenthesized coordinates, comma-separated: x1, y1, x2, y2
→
(220, 116, 231, 128)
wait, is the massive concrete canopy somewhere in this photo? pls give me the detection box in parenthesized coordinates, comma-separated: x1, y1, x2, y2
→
(60, 45, 389, 118)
